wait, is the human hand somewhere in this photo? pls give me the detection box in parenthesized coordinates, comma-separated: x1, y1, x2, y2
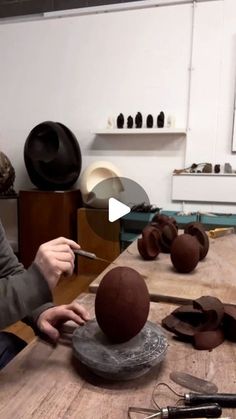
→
(36, 302, 90, 343)
(34, 237, 80, 290)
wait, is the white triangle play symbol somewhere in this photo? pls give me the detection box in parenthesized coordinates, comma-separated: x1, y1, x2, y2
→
(108, 197, 130, 222)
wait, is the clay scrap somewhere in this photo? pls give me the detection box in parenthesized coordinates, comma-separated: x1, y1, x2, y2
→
(162, 295, 236, 350)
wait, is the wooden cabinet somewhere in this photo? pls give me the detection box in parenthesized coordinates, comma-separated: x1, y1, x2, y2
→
(77, 208, 120, 276)
(18, 189, 82, 268)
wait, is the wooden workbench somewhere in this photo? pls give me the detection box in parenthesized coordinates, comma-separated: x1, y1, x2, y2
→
(0, 292, 235, 418)
(89, 234, 236, 304)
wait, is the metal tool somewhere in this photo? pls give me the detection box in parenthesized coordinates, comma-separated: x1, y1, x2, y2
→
(149, 292, 236, 308)
(73, 249, 111, 264)
(74, 249, 148, 279)
(155, 383, 236, 409)
(169, 371, 218, 394)
(128, 403, 222, 418)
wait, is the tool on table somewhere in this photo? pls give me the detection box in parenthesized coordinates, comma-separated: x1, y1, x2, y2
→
(149, 292, 236, 308)
(128, 403, 222, 418)
(169, 371, 218, 394)
(208, 227, 235, 239)
(73, 249, 112, 264)
(155, 383, 236, 408)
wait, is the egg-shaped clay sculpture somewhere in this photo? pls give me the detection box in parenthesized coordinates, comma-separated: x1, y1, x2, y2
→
(95, 266, 150, 343)
(170, 234, 200, 273)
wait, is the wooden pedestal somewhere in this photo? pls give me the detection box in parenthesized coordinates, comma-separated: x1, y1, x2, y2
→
(77, 208, 120, 276)
(18, 189, 82, 268)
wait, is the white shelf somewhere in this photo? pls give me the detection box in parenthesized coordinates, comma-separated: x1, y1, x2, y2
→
(95, 128, 186, 135)
(173, 172, 236, 177)
(172, 173, 236, 203)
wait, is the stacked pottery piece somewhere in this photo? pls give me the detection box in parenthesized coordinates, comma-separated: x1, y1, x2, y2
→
(162, 295, 236, 350)
(138, 214, 178, 260)
(137, 216, 209, 274)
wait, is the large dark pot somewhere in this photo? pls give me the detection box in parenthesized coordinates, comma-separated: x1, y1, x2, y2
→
(24, 121, 82, 190)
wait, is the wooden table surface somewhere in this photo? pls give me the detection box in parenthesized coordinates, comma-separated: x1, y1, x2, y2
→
(0, 292, 236, 418)
(89, 234, 236, 304)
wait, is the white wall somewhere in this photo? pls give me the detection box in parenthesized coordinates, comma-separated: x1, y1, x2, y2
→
(1, 0, 236, 240)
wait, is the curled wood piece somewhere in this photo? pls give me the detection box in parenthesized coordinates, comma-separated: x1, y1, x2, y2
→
(184, 222, 209, 260)
(193, 329, 225, 350)
(193, 296, 224, 331)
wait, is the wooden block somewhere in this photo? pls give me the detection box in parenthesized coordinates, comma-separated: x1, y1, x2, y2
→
(77, 208, 120, 275)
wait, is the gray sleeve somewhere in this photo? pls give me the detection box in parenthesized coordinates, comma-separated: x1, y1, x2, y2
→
(0, 220, 53, 329)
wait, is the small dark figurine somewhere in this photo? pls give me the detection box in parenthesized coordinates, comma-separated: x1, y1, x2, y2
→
(127, 116, 133, 128)
(214, 164, 220, 173)
(117, 113, 124, 129)
(146, 114, 153, 128)
(157, 111, 165, 128)
(135, 112, 142, 128)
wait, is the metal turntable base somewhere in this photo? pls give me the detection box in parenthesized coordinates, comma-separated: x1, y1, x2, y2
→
(72, 319, 168, 381)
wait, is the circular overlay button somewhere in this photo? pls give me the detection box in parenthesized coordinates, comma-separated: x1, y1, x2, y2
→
(84, 177, 151, 241)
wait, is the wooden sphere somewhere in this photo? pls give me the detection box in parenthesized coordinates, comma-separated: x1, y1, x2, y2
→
(170, 234, 200, 273)
(95, 266, 150, 343)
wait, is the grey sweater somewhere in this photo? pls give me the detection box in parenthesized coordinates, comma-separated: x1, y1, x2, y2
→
(0, 220, 53, 330)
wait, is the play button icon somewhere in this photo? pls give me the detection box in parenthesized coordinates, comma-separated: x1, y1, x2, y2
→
(84, 176, 151, 241)
(108, 198, 130, 222)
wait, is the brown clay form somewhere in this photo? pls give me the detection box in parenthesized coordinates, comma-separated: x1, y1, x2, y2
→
(152, 213, 178, 230)
(161, 314, 197, 340)
(170, 234, 200, 273)
(193, 329, 225, 350)
(184, 222, 209, 260)
(161, 295, 226, 350)
(137, 226, 161, 260)
(159, 222, 178, 253)
(172, 304, 205, 326)
(95, 266, 150, 343)
(193, 296, 224, 331)
(223, 304, 236, 341)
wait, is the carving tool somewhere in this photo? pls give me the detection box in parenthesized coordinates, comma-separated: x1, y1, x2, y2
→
(73, 249, 148, 279)
(184, 392, 236, 408)
(169, 371, 218, 394)
(73, 249, 112, 264)
(156, 383, 236, 409)
(128, 403, 222, 418)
